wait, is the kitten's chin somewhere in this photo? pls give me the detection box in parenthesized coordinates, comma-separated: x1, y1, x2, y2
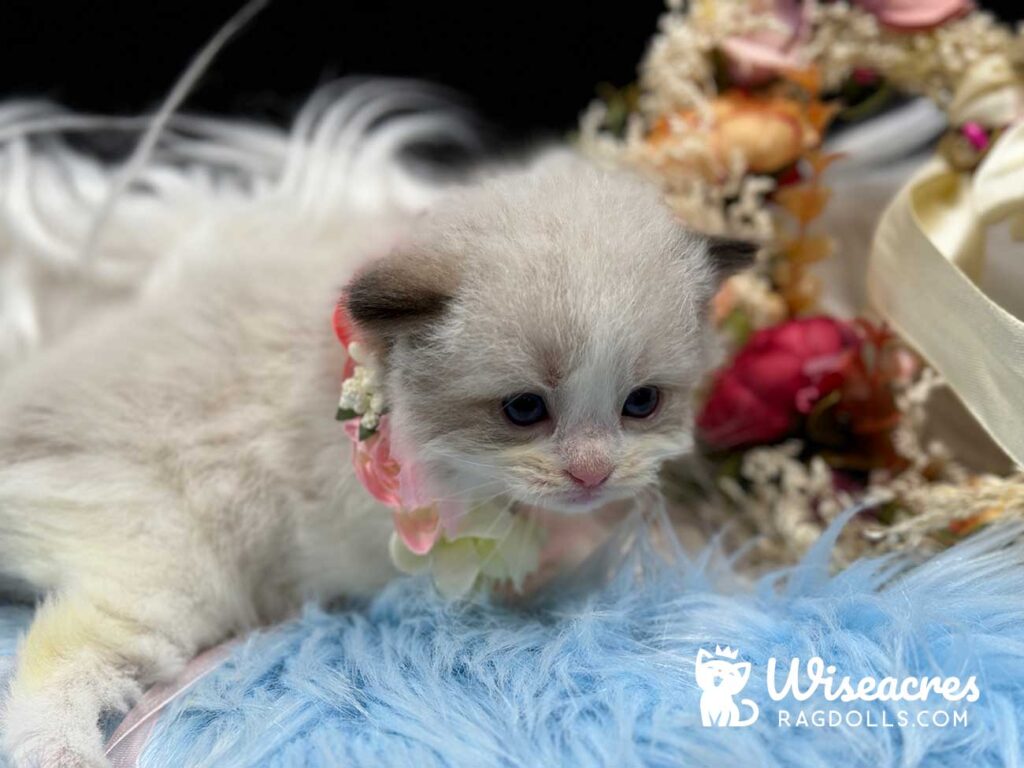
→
(526, 485, 634, 516)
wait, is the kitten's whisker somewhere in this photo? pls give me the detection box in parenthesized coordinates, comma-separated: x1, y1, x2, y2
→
(435, 453, 506, 472)
(428, 476, 515, 507)
(430, 490, 502, 504)
(430, 484, 506, 504)
(427, 445, 508, 468)
(466, 498, 521, 578)
(441, 495, 513, 530)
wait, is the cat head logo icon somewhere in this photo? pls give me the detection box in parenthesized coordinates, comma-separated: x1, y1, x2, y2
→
(696, 646, 760, 727)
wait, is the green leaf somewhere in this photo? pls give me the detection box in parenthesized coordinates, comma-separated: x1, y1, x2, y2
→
(336, 407, 359, 422)
(721, 308, 753, 347)
(872, 501, 901, 527)
(804, 389, 846, 448)
(431, 540, 484, 600)
(358, 423, 378, 441)
(838, 80, 893, 123)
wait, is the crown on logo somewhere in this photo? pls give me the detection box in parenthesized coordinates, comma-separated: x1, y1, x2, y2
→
(715, 645, 739, 659)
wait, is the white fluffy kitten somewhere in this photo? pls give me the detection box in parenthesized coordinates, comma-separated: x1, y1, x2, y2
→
(0, 150, 751, 766)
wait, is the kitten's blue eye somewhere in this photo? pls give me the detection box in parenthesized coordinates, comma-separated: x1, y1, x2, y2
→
(622, 386, 659, 419)
(502, 393, 548, 426)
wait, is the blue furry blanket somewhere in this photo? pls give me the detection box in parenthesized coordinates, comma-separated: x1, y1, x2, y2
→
(3, 520, 1024, 767)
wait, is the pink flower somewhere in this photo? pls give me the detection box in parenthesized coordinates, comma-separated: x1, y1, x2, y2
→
(697, 316, 859, 449)
(720, 0, 810, 87)
(345, 415, 441, 554)
(392, 505, 441, 556)
(853, 0, 973, 30)
(345, 415, 402, 507)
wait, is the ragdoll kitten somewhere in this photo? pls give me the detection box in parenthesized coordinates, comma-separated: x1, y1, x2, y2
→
(0, 151, 753, 766)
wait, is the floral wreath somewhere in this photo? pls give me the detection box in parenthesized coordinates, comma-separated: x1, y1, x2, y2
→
(578, 0, 1024, 566)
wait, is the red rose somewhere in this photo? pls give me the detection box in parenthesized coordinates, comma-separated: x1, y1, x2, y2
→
(697, 316, 859, 449)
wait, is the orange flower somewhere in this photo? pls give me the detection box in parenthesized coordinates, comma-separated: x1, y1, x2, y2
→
(948, 506, 1003, 537)
(649, 91, 825, 176)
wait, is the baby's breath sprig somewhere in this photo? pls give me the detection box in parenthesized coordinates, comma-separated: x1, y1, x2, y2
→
(336, 341, 387, 441)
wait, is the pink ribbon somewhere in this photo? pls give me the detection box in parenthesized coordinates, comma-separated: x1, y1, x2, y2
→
(104, 642, 234, 767)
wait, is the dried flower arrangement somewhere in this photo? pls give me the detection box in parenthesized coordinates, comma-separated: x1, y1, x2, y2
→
(579, 0, 1024, 566)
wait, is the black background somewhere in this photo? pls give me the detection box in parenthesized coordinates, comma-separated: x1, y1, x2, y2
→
(1, 1, 1021, 141)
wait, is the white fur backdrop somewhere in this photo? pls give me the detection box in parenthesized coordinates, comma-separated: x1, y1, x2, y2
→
(0, 79, 480, 381)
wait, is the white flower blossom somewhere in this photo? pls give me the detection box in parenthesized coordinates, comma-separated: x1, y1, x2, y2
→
(337, 346, 386, 431)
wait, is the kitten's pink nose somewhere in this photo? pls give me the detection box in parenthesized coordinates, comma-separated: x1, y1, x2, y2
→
(561, 430, 616, 489)
(566, 464, 612, 488)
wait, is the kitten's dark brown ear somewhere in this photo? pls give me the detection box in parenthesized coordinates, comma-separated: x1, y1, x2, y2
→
(344, 250, 459, 343)
(706, 236, 760, 284)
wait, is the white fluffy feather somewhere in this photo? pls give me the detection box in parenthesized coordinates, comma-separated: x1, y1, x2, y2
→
(0, 79, 477, 377)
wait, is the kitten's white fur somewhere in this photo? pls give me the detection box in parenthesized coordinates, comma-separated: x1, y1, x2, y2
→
(0, 135, 739, 764)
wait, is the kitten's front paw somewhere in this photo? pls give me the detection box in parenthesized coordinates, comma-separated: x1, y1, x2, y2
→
(6, 744, 108, 768)
(3, 692, 110, 768)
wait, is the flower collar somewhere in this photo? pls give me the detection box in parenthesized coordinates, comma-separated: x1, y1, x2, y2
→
(332, 301, 544, 599)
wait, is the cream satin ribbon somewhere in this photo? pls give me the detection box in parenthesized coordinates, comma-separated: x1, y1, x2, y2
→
(867, 117, 1024, 468)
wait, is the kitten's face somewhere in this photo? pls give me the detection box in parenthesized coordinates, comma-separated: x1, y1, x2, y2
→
(347, 154, 753, 514)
